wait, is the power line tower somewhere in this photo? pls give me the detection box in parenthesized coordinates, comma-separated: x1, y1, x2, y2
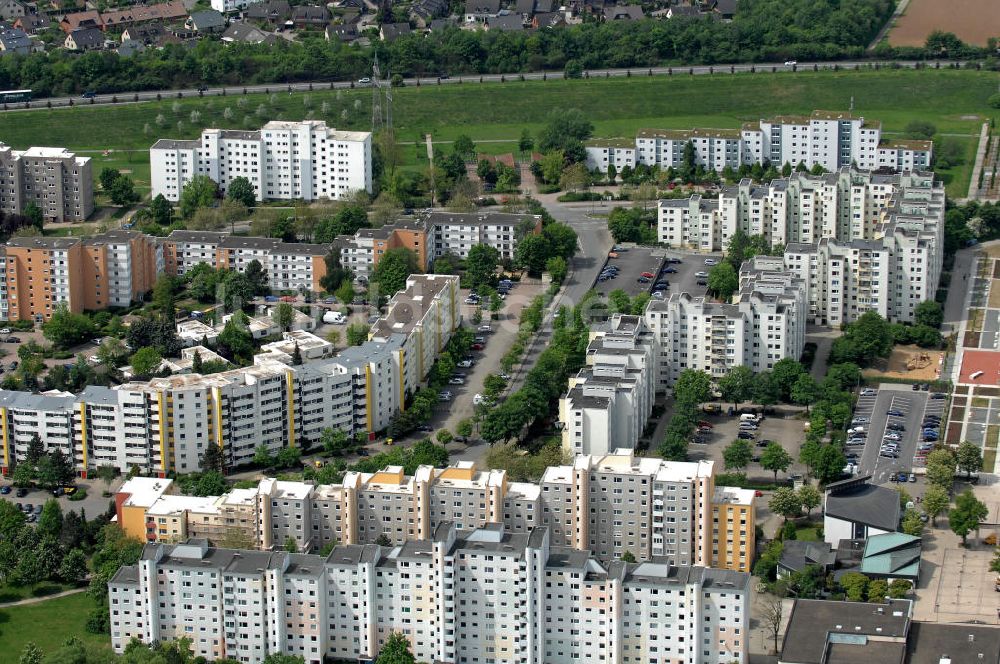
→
(371, 53, 384, 134)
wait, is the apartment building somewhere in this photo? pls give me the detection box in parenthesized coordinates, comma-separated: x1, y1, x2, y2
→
(335, 211, 542, 281)
(150, 120, 372, 203)
(116, 449, 755, 572)
(0, 143, 94, 221)
(160, 230, 332, 292)
(0, 274, 459, 477)
(559, 313, 657, 456)
(587, 110, 932, 174)
(642, 258, 807, 389)
(0, 230, 161, 321)
(108, 523, 751, 664)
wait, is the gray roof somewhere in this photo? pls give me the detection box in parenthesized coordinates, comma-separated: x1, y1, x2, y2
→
(465, 0, 500, 13)
(780, 598, 911, 664)
(379, 22, 410, 40)
(188, 10, 225, 30)
(906, 622, 1000, 664)
(68, 26, 102, 48)
(6, 236, 81, 249)
(222, 22, 275, 43)
(487, 13, 523, 30)
(0, 26, 32, 51)
(825, 478, 901, 533)
(150, 138, 199, 151)
(166, 230, 227, 244)
(110, 564, 140, 586)
(778, 540, 836, 575)
(291, 5, 328, 21)
(246, 0, 290, 19)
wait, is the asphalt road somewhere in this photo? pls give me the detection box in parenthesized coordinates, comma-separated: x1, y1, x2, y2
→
(856, 385, 930, 483)
(0, 60, 967, 112)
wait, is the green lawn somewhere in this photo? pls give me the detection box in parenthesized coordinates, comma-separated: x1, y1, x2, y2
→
(0, 592, 110, 664)
(0, 582, 76, 604)
(1, 68, 994, 197)
(794, 525, 821, 541)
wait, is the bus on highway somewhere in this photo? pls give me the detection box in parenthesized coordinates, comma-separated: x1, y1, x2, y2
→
(0, 89, 32, 103)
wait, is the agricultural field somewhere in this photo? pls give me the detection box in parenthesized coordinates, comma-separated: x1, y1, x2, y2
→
(889, 0, 1000, 47)
(0, 68, 994, 197)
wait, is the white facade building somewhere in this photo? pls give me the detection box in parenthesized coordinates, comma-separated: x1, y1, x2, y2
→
(150, 120, 372, 203)
(109, 523, 751, 664)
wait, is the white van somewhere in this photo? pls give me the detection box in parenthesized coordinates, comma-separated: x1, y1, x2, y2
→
(739, 413, 760, 423)
(323, 311, 347, 324)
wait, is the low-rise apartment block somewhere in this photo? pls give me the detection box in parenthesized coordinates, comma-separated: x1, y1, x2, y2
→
(109, 523, 751, 664)
(160, 230, 332, 292)
(0, 274, 459, 477)
(587, 110, 932, 175)
(0, 143, 93, 221)
(559, 313, 657, 456)
(643, 257, 807, 388)
(335, 210, 542, 281)
(116, 449, 755, 572)
(150, 120, 372, 203)
(0, 230, 161, 321)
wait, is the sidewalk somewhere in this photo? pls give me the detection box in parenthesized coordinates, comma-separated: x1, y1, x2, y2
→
(0, 587, 85, 608)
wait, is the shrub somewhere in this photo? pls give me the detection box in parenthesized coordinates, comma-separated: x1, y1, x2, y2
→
(68, 488, 87, 501)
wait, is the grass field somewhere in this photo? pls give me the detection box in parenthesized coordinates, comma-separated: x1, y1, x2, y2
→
(0, 581, 75, 604)
(1, 68, 994, 197)
(0, 592, 110, 664)
(889, 0, 1000, 47)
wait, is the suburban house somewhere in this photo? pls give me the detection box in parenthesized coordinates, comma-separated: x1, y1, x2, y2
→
(0, 25, 35, 55)
(823, 476, 901, 548)
(324, 22, 357, 41)
(410, 0, 447, 28)
(100, 1, 188, 31)
(221, 22, 277, 43)
(531, 11, 565, 27)
(0, 0, 25, 22)
(64, 26, 104, 50)
(603, 4, 643, 20)
(13, 13, 52, 34)
(464, 0, 500, 22)
(185, 10, 226, 32)
(245, 0, 291, 24)
(121, 23, 168, 45)
(378, 22, 410, 41)
(666, 4, 700, 18)
(116, 39, 145, 56)
(486, 13, 523, 30)
(709, 0, 737, 19)
(291, 5, 328, 28)
(59, 10, 101, 32)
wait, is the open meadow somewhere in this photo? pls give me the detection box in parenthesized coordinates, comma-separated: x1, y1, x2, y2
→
(0, 68, 994, 197)
(889, 0, 1000, 47)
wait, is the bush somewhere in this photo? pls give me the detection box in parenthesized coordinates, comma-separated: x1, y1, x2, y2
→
(556, 191, 603, 202)
(780, 520, 798, 541)
(68, 488, 87, 501)
(989, 92, 1000, 109)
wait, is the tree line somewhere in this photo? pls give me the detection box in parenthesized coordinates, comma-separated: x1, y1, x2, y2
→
(9, 0, 995, 99)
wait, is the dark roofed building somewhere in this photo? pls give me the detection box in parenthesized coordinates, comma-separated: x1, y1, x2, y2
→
(777, 540, 837, 578)
(464, 0, 500, 21)
(603, 4, 643, 20)
(13, 12, 51, 34)
(291, 4, 328, 27)
(824, 475, 901, 547)
(64, 25, 103, 50)
(486, 13, 523, 30)
(410, 0, 447, 27)
(221, 21, 277, 44)
(906, 623, 1000, 664)
(711, 0, 737, 19)
(514, 0, 534, 15)
(245, 0, 291, 23)
(0, 25, 34, 54)
(324, 22, 357, 41)
(531, 10, 564, 27)
(122, 22, 167, 45)
(185, 9, 226, 33)
(780, 598, 911, 664)
(378, 21, 410, 41)
(666, 4, 701, 18)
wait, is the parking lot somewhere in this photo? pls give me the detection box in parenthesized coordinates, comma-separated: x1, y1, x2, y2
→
(592, 245, 717, 300)
(851, 384, 942, 483)
(0, 479, 115, 519)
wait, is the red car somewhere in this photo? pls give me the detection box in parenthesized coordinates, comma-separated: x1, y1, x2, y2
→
(471, 343, 485, 351)
(641, 271, 655, 279)
(754, 490, 764, 498)
(280, 295, 297, 302)
(697, 420, 714, 428)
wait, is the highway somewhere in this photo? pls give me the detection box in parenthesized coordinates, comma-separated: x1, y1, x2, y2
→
(0, 59, 969, 112)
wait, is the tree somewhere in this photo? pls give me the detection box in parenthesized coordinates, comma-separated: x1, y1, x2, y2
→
(272, 302, 294, 331)
(718, 366, 753, 409)
(922, 485, 950, 526)
(465, 244, 499, 291)
(770, 357, 806, 402)
(798, 484, 821, 517)
(761, 592, 785, 654)
(813, 444, 847, 484)
(925, 448, 956, 490)
(839, 572, 869, 602)
(546, 256, 568, 284)
(752, 371, 782, 410)
(262, 655, 306, 664)
(769, 487, 802, 521)
(518, 128, 534, 154)
(760, 443, 792, 482)
(537, 108, 594, 157)
(201, 443, 225, 473)
(346, 323, 370, 346)
(914, 300, 943, 329)
(375, 533, 392, 547)
(253, 444, 274, 468)
(905, 120, 937, 139)
(0, 500, 26, 541)
(456, 419, 474, 438)
(244, 259, 269, 296)
(222, 271, 254, 312)
(275, 446, 302, 470)
(672, 369, 712, 405)
(99, 167, 122, 192)
(863, 578, 888, 602)
(129, 347, 162, 378)
(18, 643, 42, 664)
(901, 508, 924, 536)
(226, 176, 256, 207)
(887, 579, 912, 599)
(620, 550, 636, 563)
(109, 176, 139, 206)
(217, 311, 254, 363)
(791, 374, 821, 413)
(178, 175, 218, 219)
(290, 342, 303, 366)
(284, 536, 298, 552)
(371, 247, 418, 298)
(949, 489, 988, 545)
(23, 201, 44, 230)
(59, 548, 88, 585)
(956, 441, 982, 478)
(321, 428, 350, 456)
(26, 433, 45, 464)
(453, 134, 476, 161)
(149, 193, 173, 226)
(376, 631, 416, 664)
(37, 499, 63, 539)
(722, 439, 753, 474)
(707, 261, 738, 301)
(42, 304, 97, 349)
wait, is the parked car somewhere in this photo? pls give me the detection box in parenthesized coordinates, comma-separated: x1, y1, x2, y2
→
(697, 420, 714, 428)
(886, 409, 904, 417)
(704, 258, 718, 265)
(887, 423, 905, 431)
(696, 280, 708, 286)
(641, 272, 655, 279)
(471, 343, 485, 351)
(15, 487, 27, 497)
(662, 267, 678, 274)
(457, 359, 474, 368)
(0, 485, 9, 494)
(448, 377, 465, 385)
(695, 271, 709, 278)
(852, 417, 869, 424)
(930, 393, 947, 399)
(477, 324, 492, 333)
(737, 432, 755, 440)
(637, 276, 651, 283)
(860, 388, 877, 396)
